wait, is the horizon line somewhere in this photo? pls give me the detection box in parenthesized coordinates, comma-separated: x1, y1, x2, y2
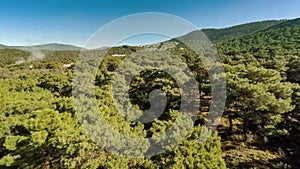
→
(1, 16, 299, 48)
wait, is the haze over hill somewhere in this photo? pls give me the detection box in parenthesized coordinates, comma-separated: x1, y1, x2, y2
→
(0, 43, 82, 51)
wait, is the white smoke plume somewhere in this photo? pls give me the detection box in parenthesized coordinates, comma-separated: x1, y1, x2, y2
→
(29, 48, 45, 60)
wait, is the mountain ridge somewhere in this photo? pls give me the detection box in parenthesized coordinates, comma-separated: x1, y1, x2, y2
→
(0, 43, 83, 51)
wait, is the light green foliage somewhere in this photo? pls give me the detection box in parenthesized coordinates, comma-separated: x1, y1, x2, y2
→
(150, 127, 226, 169)
(0, 46, 226, 168)
(0, 18, 300, 168)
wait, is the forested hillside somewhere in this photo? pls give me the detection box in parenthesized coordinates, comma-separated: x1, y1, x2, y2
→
(0, 18, 299, 168)
(180, 20, 285, 43)
(214, 18, 300, 168)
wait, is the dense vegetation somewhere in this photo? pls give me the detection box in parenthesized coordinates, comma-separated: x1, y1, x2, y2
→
(184, 20, 285, 43)
(0, 18, 300, 168)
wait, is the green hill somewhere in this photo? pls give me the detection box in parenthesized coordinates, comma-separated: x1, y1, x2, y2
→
(175, 18, 300, 43)
(265, 18, 300, 30)
(179, 20, 284, 43)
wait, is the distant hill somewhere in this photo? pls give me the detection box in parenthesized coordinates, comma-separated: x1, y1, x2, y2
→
(201, 20, 285, 42)
(0, 44, 7, 48)
(168, 18, 299, 46)
(265, 18, 300, 30)
(216, 17, 300, 55)
(0, 43, 83, 51)
(175, 20, 290, 43)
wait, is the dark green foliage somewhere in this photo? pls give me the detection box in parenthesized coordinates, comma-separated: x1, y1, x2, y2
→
(0, 49, 30, 67)
(180, 20, 284, 43)
(266, 18, 300, 30)
(216, 18, 300, 168)
(43, 50, 80, 63)
(225, 64, 293, 140)
(0, 17, 300, 168)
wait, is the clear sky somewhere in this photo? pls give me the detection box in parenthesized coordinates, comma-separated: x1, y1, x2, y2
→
(0, 0, 299, 47)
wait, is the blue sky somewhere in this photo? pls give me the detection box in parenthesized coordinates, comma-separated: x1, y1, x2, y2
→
(0, 0, 299, 47)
